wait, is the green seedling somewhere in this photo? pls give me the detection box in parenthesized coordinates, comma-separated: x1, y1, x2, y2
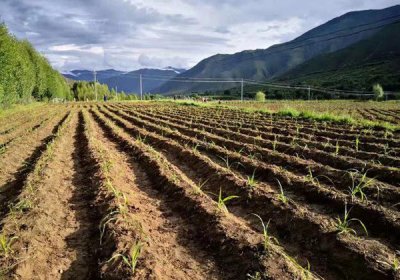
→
(272, 135, 278, 152)
(247, 272, 262, 280)
(393, 258, 399, 272)
(246, 170, 257, 188)
(335, 204, 368, 236)
(283, 253, 312, 280)
(252, 214, 278, 252)
(277, 179, 288, 204)
(306, 168, 315, 184)
(355, 136, 360, 152)
(0, 234, 18, 258)
(9, 198, 33, 213)
(193, 179, 209, 195)
(383, 144, 390, 155)
(217, 188, 239, 214)
(108, 240, 143, 274)
(335, 141, 340, 156)
(218, 154, 233, 170)
(99, 210, 119, 245)
(192, 143, 200, 153)
(135, 134, 147, 144)
(348, 171, 376, 202)
(323, 139, 330, 149)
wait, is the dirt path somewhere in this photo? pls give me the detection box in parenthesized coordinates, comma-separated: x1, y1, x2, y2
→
(87, 110, 222, 279)
(14, 111, 100, 279)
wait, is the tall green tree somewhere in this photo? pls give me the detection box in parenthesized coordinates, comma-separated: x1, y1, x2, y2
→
(0, 23, 70, 107)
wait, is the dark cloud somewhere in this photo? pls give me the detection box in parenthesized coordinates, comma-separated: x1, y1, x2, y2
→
(0, 0, 398, 71)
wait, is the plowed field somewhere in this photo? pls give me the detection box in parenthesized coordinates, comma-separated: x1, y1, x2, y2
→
(0, 102, 399, 280)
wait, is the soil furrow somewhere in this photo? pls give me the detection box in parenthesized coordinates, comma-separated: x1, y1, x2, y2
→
(0, 111, 70, 221)
(85, 109, 223, 280)
(91, 108, 309, 280)
(97, 106, 398, 279)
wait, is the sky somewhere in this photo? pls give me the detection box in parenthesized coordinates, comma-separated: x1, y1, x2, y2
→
(0, 0, 398, 72)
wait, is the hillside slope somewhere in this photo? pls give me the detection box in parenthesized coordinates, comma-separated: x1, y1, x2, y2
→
(157, 5, 400, 93)
(277, 21, 400, 91)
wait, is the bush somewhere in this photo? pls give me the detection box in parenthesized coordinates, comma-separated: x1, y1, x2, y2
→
(373, 83, 384, 101)
(255, 91, 266, 102)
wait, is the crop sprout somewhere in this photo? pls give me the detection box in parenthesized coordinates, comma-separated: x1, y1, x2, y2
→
(247, 272, 262, 280)
(393, 258, 399, 272)
(272, 135, 278, 152)
(383, 144, 390, 156)
(0, 234, 18, 258)
(305, 168, 317, 184)
(335, 141, 340, 156)
(252, 214, 278, 252)
(323, 139, 330, 148)
(247, 152, 261, 161)
(335, 203, 368, 236)
(99, 210, 119, 245)
(217, 188, 239, 214)
(218, 154, 234, 170)
(192, 143, 200, 153)
(348, 171, 377, 203)
(135, 134, 147, 144)
(283, 253, 312, 279)
(246, 170, 258, 188)
(9, 198, 33, 214)
(276, 179, 288, 204)
(193, 179, 208, 195)
(355, 136, 360, 152)
(108, 240, 143, 275)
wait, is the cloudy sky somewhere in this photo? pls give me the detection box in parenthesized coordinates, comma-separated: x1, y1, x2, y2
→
(0, 0, 398, 72)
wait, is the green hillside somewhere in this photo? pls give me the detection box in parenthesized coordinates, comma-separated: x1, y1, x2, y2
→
(0, 24, 70, 107)
(278, 21, 400, 92)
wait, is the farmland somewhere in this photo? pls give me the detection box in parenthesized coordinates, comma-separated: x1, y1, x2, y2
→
(0, 101, 399, 280)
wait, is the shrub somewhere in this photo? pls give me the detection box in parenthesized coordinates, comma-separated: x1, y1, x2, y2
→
(373, 84, 384, 101)
(255, 91, 266, 102)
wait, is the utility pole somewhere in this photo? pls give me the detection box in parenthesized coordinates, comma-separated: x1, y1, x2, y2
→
(308, 86, 311, 100)
(94, 70, 97, 101)
(241, 78, 244, 102)
(140, 74, 143, 100)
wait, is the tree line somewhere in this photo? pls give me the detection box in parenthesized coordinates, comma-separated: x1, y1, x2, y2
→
(0, 24, 71, 107)
(70, 81, 142, 101)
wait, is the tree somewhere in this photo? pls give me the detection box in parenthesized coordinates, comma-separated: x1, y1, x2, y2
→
(255, 91, 266, 102)
(373, 84, 384, 101)
(0, 23, 70, 106)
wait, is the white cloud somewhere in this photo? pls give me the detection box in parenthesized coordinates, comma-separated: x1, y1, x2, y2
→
(0, 0, 398, 71)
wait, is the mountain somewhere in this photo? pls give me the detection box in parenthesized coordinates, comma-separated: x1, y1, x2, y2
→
(157, 5, 400, 94)
(63, 69, 125, 82)
(64, 67, 185, 93)
(276, 21, 400, 91)
(101, 68, 185, 93)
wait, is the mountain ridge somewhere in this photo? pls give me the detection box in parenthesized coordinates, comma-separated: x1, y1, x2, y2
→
(156, 5, 400, 94)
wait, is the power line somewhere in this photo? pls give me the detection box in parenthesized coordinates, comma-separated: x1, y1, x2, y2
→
(141, 76, 243, 83)
(109, 72, 399, 97)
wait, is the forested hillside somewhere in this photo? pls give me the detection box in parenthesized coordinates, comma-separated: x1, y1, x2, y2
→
(0, 24, 70, 107)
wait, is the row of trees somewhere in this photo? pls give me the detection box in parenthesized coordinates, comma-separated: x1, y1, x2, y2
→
(0, 24, 71, 107)
(70, 81, 142, 101)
